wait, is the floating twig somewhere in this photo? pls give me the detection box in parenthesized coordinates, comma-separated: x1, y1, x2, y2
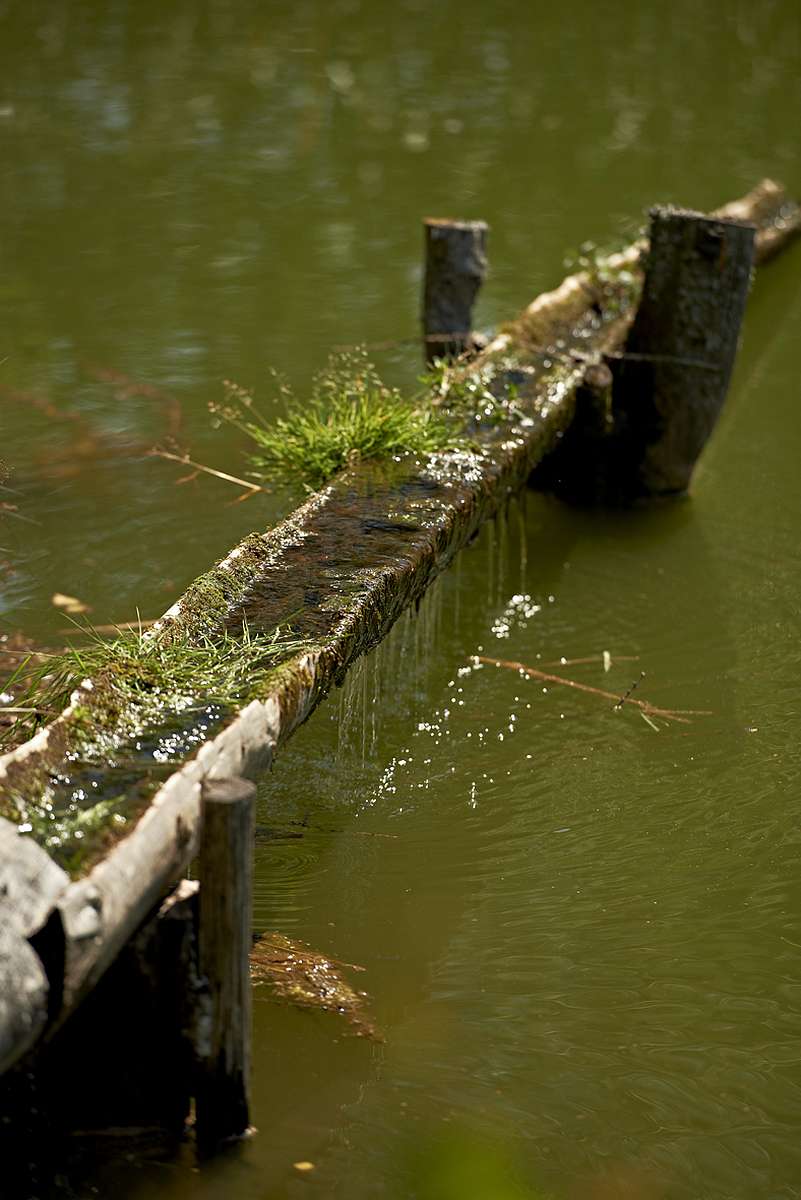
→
(476, 656, 711, 724)
(149, 447, 271, 495)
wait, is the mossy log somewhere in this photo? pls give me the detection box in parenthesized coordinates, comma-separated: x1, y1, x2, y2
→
(0, 179, 797, 1087)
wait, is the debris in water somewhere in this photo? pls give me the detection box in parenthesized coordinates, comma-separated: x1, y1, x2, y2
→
(250, 931, 383, 1041)
(149, 445, 271, 501)
(477, 656, 710, 725)
(51, 592, 91, 615)
(293, 1161, 315, 1172)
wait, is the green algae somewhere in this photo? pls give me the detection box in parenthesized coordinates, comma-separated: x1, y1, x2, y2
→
(170, 532, 280, 639)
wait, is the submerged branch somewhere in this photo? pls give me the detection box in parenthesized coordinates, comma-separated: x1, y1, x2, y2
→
(476, 656, 711, 724)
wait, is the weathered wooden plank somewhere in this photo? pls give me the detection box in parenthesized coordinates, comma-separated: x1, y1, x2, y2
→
(0, 928, 50, 1075)
(715, 177, 801, 263)
(56, 697, 280, 1013)
(0, 817, 69, 940)
(0, 879, 200, 1192)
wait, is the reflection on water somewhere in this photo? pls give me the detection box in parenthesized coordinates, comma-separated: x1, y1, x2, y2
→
(2, 1, 801, 1197)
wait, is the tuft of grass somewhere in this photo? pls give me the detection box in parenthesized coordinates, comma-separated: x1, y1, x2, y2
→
(0, 621, 304, 751)
(1, 621, 308, 871)
(211, 349, 454, 491)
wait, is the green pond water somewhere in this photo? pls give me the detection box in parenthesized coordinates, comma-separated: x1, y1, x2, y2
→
(2, 2, 801, 1197)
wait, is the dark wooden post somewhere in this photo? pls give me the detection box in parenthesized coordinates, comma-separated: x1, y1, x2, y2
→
(422, 218, 488, 363)
(609, 206, 756, 499)
(195, 776, 256, 1157)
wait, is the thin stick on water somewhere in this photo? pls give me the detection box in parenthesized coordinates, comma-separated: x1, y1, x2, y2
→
(149, 447, 270, 494)
(539, 654, 640, 669)
(476, 656, 711, 724)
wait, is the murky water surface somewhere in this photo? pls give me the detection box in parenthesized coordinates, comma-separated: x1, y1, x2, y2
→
(2, 2, 801, 1197)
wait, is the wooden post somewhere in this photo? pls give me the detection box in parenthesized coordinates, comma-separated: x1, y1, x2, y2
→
(609, 206, 756, 499)
(422, 218, 488, 363)
(195, 776, 256, 1157)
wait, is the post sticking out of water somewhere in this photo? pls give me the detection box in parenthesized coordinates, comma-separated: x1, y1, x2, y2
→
(422, 217, 488, 363)
(195, 776, 256, 1157)
(609, 206, 756, 499)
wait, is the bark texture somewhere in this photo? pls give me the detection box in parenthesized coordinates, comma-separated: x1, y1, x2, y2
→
(610, 207, 755, 498)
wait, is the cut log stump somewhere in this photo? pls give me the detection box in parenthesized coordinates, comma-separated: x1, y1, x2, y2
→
(610, 206, 756, 500)
(422, 218, 488, 362)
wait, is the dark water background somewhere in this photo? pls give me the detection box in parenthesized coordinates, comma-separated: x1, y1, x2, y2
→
(1, 2, 801, 1197)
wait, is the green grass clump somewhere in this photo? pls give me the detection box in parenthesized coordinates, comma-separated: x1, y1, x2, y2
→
(1, 622, 303, 751)
(212, 350, 453, 490)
